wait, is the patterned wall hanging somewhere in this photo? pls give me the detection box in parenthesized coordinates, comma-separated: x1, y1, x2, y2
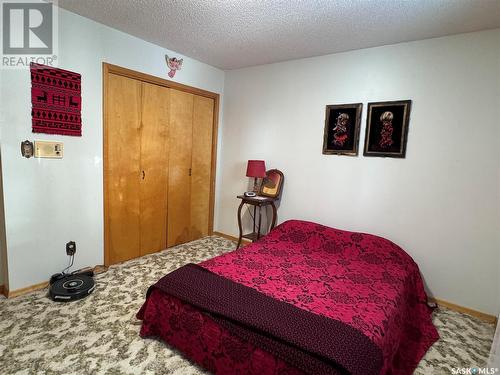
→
(31, 63, 82, 136)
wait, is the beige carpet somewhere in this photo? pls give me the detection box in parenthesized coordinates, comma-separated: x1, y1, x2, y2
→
(0, 236, 495, 374)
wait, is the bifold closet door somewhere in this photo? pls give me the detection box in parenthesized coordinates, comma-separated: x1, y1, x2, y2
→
(190, 95, 214, 240)
(106, 67, 216, 262)
(106, 74, 142, 264)
(167, 89, 194, 247)
(140, 82, 169, 255)
(167, 91, 215, 246)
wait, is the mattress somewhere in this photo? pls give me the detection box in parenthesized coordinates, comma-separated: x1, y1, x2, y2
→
(138, 220, 439, 374)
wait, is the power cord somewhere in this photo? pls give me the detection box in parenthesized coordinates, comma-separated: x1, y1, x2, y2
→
(61, 253, 74, 275)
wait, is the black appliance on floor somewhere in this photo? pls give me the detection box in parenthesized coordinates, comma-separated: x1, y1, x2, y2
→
(48, 241, 95, 302)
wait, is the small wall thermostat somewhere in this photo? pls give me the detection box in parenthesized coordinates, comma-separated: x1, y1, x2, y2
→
(21, 140, 34, 158)
(34, 140, 64, 159)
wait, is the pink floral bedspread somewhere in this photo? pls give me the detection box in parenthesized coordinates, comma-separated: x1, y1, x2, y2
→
(139, 220, 438, 374)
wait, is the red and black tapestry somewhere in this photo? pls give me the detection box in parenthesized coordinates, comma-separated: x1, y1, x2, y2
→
(31, 63, 82, 136)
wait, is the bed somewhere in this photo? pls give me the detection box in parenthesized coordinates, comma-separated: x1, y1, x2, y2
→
(137, 220, 439, 374)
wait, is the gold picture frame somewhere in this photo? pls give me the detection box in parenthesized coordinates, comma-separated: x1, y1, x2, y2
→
(322, 103, 362, 156)
(363, 100, 412, 158)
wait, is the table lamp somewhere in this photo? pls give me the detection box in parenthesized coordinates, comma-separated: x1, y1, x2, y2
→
(246, 160, 266, 194)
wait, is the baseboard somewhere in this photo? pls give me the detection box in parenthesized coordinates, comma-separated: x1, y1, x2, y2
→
(212, 231, 251, 246)
(429, 297, 497, 325)
(7, 281, 48, 298)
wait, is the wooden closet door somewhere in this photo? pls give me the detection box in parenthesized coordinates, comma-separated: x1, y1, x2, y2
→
(167, 89, 193, 247)
(140, 82, 170, 255)
(106, 74, 142, 264)
(190, 95, 214, 240)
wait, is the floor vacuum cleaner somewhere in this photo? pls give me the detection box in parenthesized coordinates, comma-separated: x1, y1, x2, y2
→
(48, 241, 96, 302)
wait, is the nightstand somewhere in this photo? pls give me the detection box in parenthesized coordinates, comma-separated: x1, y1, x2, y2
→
(236, 194, 277, 249)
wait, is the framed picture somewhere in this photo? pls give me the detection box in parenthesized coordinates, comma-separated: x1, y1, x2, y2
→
(259, 169, 284, 199)
(363, 100, 412, 158)
(322, 103, 362, 156)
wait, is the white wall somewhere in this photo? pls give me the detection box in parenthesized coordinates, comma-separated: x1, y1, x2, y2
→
(0, 7, 224, 291)
(217, 29, 500, 315)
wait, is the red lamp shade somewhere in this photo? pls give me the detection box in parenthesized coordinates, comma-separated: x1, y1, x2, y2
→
(246, 160, 266, 178)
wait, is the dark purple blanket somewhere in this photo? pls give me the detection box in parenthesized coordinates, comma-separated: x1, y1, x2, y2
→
(144, 263, 383, 375)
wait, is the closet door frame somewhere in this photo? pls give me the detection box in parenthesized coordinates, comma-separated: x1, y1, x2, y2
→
(103, 63, 220, 266)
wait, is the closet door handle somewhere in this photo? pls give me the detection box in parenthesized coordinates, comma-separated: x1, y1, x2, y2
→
(142, 170, 145, 180)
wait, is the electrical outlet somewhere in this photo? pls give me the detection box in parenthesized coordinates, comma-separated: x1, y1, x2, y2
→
(66, 241, 76, 255)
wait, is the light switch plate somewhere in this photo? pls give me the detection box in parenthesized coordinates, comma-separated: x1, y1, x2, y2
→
(34, 140, 63, 158)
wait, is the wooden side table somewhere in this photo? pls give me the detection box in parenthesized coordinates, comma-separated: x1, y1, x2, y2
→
(236, 195, 277, 249)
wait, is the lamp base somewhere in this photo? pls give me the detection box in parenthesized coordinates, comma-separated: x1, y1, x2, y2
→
(253, 177, 259, 193)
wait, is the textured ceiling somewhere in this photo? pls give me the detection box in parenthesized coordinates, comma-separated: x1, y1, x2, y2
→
(58, 0, 500, 70)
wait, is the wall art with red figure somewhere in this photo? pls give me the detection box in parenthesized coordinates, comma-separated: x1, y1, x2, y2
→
(364, 100, 411, 158)
(322, 103, 362, 156)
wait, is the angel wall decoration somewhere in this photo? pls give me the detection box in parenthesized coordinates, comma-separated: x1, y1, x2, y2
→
(165, 55, 183, 78)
